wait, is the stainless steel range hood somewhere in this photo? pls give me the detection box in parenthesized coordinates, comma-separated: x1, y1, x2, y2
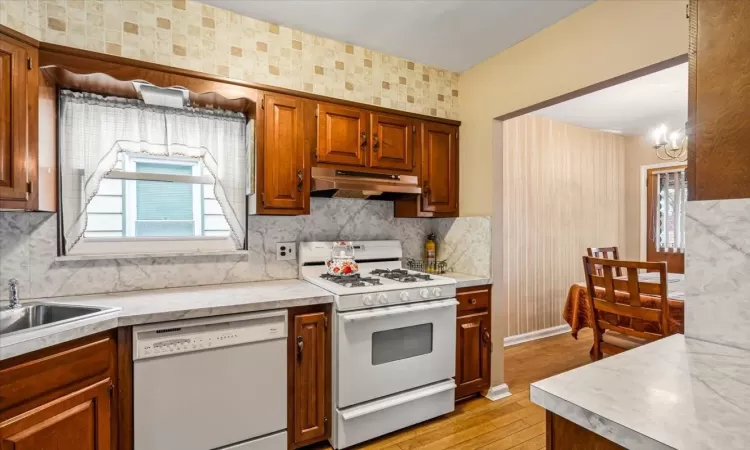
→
(310, 167, 421, 200)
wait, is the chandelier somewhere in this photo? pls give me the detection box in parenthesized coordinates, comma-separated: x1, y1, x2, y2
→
(652, 124, 687, 161)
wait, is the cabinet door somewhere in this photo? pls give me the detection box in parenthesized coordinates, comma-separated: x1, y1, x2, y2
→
(455, 312, 491, 399)
(317, 103, 368, 167)
(421, 122, 458, 213)
(369, 112, 414, 172)
(0, 379, 111, 450)
(293, 312, 327, 445)
(261, 93, 307, 211)
(0, 36, 29, 203)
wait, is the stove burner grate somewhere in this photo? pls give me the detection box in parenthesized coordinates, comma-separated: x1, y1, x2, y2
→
(320, 273, 382, 288)
(369, 268, 432, 283)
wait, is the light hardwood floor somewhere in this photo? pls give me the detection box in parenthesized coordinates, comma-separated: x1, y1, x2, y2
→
(308, 328, 594, 450)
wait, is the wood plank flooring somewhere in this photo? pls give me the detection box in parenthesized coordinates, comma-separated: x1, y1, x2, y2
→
(307, 328, 594, 450)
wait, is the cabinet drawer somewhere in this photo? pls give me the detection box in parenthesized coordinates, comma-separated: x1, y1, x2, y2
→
(457, 288, 490, 314)
(0, 333, 114, 416)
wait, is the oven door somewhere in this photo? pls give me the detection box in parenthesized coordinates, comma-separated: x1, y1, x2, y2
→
(336, 298, 457, 408)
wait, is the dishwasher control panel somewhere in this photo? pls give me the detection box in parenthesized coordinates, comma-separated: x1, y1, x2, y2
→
(132, 310, 287, 360)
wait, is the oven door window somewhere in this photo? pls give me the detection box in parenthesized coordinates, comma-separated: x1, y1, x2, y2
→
(371, 323, 433, 365)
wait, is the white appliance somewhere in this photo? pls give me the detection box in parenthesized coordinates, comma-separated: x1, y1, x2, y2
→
(133, 311, 288, 450)
(299, 240, 458, 449)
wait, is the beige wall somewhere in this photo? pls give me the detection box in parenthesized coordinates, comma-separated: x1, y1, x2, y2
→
(0, 0, 459, 119)
(460, 0, 687, 217)
(502, 115, 626, 337)
(623, 135, 665, 260)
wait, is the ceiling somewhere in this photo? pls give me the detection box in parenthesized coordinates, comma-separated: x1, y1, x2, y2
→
(533, 63, 688, 137)
(199, 0, 592, 72)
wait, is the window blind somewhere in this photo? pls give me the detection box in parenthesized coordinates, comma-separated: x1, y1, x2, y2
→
(655, 169, 687, 251)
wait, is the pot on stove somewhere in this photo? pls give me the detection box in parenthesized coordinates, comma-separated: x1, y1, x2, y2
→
(326, 241, 359, 277)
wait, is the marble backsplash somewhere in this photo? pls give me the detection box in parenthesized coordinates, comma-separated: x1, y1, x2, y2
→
(0, 198, 490, 299)
(685, 198, 750, 351)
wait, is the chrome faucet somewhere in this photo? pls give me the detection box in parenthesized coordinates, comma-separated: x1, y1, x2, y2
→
(7, 278, 21, 309)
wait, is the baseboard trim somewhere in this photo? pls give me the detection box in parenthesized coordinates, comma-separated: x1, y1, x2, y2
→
(485, 383, 511, 401)
(504, 324, 571, 347)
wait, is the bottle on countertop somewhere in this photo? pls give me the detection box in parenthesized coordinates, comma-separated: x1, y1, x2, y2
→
(424, 233, 436, 273)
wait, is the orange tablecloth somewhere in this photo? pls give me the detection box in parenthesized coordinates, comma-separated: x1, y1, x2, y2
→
(564, 282, 685, 339)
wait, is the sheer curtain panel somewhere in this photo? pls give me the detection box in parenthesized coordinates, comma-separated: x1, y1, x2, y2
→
(59, 90, 248, 253)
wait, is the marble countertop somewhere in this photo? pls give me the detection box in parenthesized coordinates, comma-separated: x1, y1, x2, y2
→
(443, 272, 492, 289)
(531, 335, 750, 449)
(0, 280, 333, 361)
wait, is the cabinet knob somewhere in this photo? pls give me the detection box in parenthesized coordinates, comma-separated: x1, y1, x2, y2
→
(423, 181, 431, 196)
(372, 133, 379, 152)
(297, 336, 304, 360)
(469, 298, 477, 305)
(296, 169, 304, 192)
(360, 131, 367, 150)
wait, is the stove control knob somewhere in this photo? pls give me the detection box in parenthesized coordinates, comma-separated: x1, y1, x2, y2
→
(377, 293, 388, 304)
(399, 292, 410, 302)
(432, 287, 443, 297)
(363, 294, 374, 306)
(420, 289, 430, 299)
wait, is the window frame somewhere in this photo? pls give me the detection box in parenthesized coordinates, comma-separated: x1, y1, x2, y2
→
(67, 153, 240, 257)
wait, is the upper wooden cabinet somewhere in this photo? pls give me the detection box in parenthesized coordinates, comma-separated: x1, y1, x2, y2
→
(0, 31, 45, 211)
(421, 122, 459, 214)
(395, 121, 459, 217)
(257, 92, 309, 214)
(688, 0, 750, 201)
(369, 112, 415, 172)
(316, 103, 368, 167)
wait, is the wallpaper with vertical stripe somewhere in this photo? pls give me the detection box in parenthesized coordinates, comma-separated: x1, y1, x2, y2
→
(502, 115, 626, 338)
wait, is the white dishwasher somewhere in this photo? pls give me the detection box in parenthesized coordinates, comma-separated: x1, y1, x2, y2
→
(133, 310, 288, 450)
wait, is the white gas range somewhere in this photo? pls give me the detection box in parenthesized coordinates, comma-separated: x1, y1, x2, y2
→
(299, 240, 457, 449)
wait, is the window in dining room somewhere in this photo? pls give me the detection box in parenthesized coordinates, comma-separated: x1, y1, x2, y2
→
(647, 165, 687, 272)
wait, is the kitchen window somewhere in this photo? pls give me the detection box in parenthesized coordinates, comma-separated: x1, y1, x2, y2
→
(59, 90, 249, 256)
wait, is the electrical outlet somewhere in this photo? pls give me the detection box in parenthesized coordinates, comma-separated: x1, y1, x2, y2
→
(276, 243, 296, 261)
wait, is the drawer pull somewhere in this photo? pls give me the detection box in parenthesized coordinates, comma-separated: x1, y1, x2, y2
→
(469, 298, 477, 305)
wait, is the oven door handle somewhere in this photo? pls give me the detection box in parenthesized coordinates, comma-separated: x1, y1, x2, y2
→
(340, 299, 458, 323)
(340, 380, 457, 420)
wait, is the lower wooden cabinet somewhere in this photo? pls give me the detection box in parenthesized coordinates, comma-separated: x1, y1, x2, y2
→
(0, 379, 112, 450)
(288, 305, 331, 448)
(455, 285, 492, 400)
(546, 411, 625, 449)
(0, 331, 117, 450)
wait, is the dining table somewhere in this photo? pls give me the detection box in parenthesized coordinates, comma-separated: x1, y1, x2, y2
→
(564, 272, 686, 340)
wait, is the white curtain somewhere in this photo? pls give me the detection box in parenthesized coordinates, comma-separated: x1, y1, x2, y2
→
(60, 90, 247, 252)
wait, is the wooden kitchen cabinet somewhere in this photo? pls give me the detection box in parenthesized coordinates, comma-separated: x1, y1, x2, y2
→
(288, 305, 331, 448)
(256, 92, 310, 214)
(0, 331, 117, 450)
(0, 28, 42, 211)
(395, 120, 459, 217)
(455, 285, 492, 400)
(0, 380, 112, 450)
(421, 121, 459, 214)
(687, 0, 750, 201)
(369, 112, 415, 172)
(316, 102, 368, 167)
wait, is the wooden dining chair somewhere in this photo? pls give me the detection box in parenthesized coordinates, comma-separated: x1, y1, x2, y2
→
(586, 246, 622, 277)
(582, 256, 670, 360)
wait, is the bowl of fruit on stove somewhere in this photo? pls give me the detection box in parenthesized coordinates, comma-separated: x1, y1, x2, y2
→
(326, 241, 359, 276)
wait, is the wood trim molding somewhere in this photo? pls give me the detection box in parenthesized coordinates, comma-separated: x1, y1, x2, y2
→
(0, 24, 40, 48)
(39, 42, 461, 126)
(495, 54, 689, 122)
(686, 0, 697, 200)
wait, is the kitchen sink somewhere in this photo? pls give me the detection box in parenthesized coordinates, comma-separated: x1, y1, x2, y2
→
(0, 303, 120, 337)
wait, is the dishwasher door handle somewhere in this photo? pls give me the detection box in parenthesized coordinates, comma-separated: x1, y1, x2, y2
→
(297, 336, 304, 360)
